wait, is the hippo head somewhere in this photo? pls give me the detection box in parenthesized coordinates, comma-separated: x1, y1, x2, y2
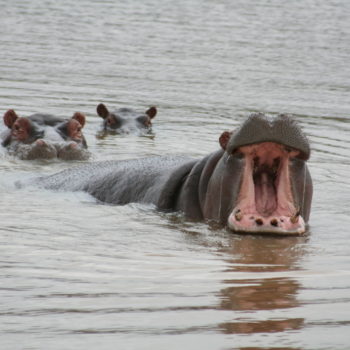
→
(2, 109, 88, 160)
(207, 113, 313, 235)
(96, 103, 157, 135)
(3, 109, 44, 145)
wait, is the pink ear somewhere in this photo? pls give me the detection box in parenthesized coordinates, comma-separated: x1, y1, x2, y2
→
(67, 119, 83, 140)
(219, 131, 233, 150)
(146, 106, 157, 119)
(12, 117, 32, 142)
(96, 103, 109, 119)
(72, 112, 86, 128)
(3, 109, 19, 128)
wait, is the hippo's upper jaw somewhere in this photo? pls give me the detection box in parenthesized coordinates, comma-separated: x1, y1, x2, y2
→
(223, 113, 312, 236)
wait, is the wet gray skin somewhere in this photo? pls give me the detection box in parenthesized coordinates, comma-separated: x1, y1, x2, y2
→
(226, 112, 310, 158)
(33, 113, 312, 235)
(96, 103, 157, 136)
(2, 110, 90, 161)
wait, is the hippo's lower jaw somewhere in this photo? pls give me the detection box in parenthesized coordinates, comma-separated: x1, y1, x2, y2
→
(227, 142, 306, 235)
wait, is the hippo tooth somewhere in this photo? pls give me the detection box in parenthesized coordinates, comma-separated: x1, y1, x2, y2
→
(271, 158, 280, 176)
(235, 209, 242, 221)
(253, 156, 259, 173)
(290, 209, 300, 224)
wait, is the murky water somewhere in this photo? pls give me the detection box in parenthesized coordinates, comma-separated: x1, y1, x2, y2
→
(1, 0, 350, 349)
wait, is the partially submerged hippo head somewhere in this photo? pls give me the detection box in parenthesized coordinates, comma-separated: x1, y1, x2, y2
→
(96, 103, 157, 135)
(2, 109, 89, 160)
(209, 113, 313, 235)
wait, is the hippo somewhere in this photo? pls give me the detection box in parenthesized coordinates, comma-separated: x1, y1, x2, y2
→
(33, 113, 312, 235)
(96, 103, 157, 136)
(1, 109, 90, 160)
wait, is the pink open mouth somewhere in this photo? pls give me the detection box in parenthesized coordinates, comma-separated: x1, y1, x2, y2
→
(228, 142, 305, 235)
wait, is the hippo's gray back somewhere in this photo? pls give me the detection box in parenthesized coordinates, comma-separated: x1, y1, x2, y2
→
(34, 156, 195, 205)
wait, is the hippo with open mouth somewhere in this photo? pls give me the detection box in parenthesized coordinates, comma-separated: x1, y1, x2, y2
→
(34, 113, 312, 235)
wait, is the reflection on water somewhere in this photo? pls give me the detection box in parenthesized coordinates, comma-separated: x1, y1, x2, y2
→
(224, 236, 308, 272)
(218, 236, 307, 336)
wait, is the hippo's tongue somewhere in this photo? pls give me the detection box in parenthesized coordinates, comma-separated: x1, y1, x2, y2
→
(254, 171, 277, 216)
(228, 142, 306, 235)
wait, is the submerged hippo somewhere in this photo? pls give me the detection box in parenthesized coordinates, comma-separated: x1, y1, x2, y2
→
(34, 113, 312, 235)
(96, 103, 157, 136)
(1, 109, 90, 160)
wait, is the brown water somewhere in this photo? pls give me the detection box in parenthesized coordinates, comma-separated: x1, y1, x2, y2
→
(0, 1, 350, 349)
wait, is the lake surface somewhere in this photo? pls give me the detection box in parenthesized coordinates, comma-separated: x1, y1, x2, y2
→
(0, 0, 350, 349)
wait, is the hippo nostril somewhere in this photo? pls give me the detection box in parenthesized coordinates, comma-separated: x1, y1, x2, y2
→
(35, 139, 46, 147)
(255, 218, 263, 226)
(270, 218, 278, 227)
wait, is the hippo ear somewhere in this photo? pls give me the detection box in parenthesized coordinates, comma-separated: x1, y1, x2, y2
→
(66, 118, 83, 140)
(12, 117, 33, 142)
(72, 112, 86, 128)
(219, 131, 233, 150)
(145, 106, 157, 119)
(3, 109, 19, 128)
(96, 103, 109, 119)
